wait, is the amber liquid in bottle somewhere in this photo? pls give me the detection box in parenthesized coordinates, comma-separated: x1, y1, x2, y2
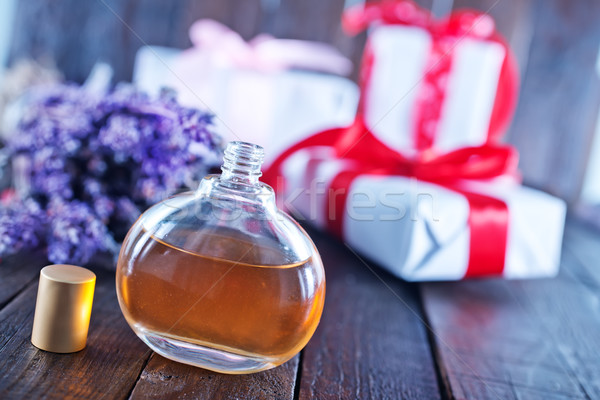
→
(117, 225, 326, 368)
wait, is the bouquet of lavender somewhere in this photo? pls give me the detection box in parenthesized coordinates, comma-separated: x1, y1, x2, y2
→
(0, 83, 222, 266)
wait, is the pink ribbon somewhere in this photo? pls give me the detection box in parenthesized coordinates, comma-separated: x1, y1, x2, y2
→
(185, 19, 352, 75)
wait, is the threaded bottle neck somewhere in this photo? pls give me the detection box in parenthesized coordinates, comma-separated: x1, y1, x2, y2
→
(220, 141, 265, 186)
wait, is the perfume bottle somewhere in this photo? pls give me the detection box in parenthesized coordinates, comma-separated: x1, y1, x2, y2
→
(116, 141, 325, 374)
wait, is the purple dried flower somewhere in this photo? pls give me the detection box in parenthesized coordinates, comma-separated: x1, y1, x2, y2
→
(114, 197, 142, 226)
(46, 199, 112, 265)
(98, 114, 141, 156)
(93, 195, 115, 220)
(0, 198, 45, 256)
(0, 82, 222, 266)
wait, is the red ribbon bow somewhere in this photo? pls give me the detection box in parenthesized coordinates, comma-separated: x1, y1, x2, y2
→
(263, 0, 520, 278)
(346, 0, 519, 148)
(343, 0, 496, 38)
(264, 118, 518, 278)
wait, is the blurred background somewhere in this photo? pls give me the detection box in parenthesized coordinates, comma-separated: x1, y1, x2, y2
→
(1, 0, 599, 216)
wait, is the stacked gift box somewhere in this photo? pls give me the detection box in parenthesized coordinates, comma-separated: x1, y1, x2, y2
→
(263, 0, 566, 281)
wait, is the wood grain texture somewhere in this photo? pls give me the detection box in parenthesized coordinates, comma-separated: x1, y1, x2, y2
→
(0, 269, 151, 400)
(129, 353, 299, 400)
(559, 219, 600, 291)
(506, 0, 600, 203)
(421, 219, 600, 399)
(9, 0, 133, 83)
(267, 0, 365, 81)
(8, 0, 347, 83)
(0, 252, 46, 309)
(1, 220, 600, 399)
(297, 228, 442, 400)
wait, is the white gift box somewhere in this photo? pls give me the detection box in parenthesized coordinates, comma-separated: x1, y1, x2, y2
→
(260, 4, 556, 281)
(133, 45, 359, 165)
(362, 24, 508, 155)
(280, 147, 566, 281)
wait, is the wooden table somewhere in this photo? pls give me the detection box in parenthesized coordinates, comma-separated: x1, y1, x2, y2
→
(1, 218, 599, 399)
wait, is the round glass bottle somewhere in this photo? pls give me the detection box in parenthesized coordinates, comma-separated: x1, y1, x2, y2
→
(116, 141, 325, 374)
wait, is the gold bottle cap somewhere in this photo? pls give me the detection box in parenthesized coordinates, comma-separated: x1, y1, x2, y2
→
(31, 264, 96, 353)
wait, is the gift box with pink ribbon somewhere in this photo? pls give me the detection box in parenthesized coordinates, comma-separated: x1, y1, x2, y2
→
(263, 0, 566, 281)
(133, 19, 359, 165)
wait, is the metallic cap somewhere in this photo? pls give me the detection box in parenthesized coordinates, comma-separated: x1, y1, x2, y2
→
(31, 264, 96, 353)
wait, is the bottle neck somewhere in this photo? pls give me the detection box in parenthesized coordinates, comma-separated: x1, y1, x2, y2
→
(219, 141, 265, 188)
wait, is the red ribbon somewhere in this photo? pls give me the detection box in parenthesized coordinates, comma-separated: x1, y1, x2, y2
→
(345, 0, 519, 147)
(263, 1, 520, 278)
(263, 118, 518, 278)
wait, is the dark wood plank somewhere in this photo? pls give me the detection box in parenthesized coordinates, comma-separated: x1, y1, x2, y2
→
(9, 0, 265, 83)
(298, 228, 442, 400)
(266, 0, 365, 81)
(271, 0, 346, 43)
(130, 353, 299, 400)
(183, 0, 263, 41)
(0, 267, 151, 399)
(9, 0, 362, 82)
(9, 0, 134, 83)
(559, 218, 600, 290)
(421, 218, 600, 399)
(0, 252, 46, 310)
(506, 0, 600, 203)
